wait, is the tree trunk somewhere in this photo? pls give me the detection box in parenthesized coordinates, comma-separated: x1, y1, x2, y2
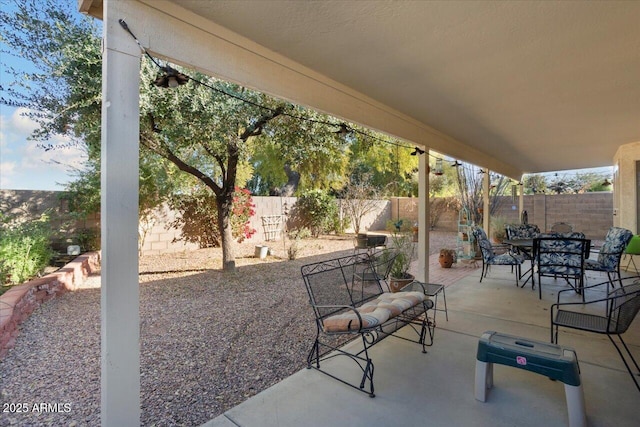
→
(280, 163, 300, 197)
(217, 192, 236, 272)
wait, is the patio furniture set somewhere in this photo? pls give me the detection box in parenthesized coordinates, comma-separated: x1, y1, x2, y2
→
(298, 223, 640, 426)
(472, 223, 640, 393)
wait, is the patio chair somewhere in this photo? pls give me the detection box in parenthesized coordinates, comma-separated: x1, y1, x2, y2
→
(550, 276, 640, 392)
(505, 223, 541, 240)
(505, 223, 540, 263)
(472, 227, 524, 286)
(353, 233, 387, 254)
(551, 222, 573, 234)
(534, 237, 590, 300)
(353, 250, 398, 295)
(584, 226, 633, 288)
(540, 232, 585, 239)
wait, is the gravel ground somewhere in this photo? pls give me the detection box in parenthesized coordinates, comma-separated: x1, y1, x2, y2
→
(0, 232, 456, 426)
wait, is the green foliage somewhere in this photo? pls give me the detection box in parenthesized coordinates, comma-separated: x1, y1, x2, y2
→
(522, 174, 548, 194)
(385, 218, 414, 233)
(249, 109, 351, 195)
(291, 189, 339, 237)
(348, 133, 419, 196)
(168, 187, 257, 248)
(490, 216, 508, 241)
(74, 228, 99, 252)
(0, 0, 103, 157)
(288, 227, 312, 240)
(0, 213, 54, 285)
(389, 232, 415, 279)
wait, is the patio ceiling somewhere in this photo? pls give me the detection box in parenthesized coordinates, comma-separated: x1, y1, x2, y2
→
(151, 1, 640, 177)
(82, 1, 640, 178)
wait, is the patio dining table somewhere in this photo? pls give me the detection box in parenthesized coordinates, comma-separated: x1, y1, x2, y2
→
(504, 237, 593, 291)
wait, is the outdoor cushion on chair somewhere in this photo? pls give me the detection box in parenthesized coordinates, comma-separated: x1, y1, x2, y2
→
(505, 224, 541, 240)
(584, 226, 633, 287)
(473, 227, 524, 285)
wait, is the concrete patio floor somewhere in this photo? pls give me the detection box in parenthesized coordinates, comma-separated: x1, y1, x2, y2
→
(204, 257, 639, 427)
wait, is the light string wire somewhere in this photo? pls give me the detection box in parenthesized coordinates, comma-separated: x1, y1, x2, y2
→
(118, 19, 444, 158)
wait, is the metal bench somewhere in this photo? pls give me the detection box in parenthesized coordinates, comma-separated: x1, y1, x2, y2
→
(301, 253, 435, 397)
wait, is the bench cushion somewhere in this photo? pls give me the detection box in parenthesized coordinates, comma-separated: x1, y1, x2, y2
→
(323, 291, 426, 332)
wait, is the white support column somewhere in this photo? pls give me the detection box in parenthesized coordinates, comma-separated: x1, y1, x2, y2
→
(417, 152, 430, 282)
(101, 2, 141, 425)
(483, 170, 490, 232)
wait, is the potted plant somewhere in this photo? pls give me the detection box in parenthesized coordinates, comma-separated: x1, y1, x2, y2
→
(388, 232, 416, 292)
(439, 248, 457, 268)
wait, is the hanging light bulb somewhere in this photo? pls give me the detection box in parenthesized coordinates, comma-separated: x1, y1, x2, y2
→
(410, 147, 425, 156)
(333, 123, 351, 137)
(154, 65, 189, 88)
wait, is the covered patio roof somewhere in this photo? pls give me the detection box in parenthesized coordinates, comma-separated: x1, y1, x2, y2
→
(78, 1, 640, 424)
(83, 0, 640, 179)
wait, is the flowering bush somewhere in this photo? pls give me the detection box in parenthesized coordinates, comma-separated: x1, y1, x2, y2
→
(231, 187, 257, 243)
(169, 187, 257, 247)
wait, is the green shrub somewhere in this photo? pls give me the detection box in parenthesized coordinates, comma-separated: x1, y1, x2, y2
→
(291, 190, 339, 237)
(0, 213, 54, 285)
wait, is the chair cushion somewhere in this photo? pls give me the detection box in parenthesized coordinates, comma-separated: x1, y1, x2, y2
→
(491, 253, 523, 265)
(322, 291, 426, 332)
(584, 258, 610, 272)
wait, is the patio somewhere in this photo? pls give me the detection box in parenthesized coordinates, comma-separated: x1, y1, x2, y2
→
(205, 261, 639, 427)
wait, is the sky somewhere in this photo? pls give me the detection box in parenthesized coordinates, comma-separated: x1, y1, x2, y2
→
(0, 106, 87, 191)
(0, 0, 89, 191)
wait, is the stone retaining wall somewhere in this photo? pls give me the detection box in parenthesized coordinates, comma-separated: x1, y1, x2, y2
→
(0, 252, 101, 359)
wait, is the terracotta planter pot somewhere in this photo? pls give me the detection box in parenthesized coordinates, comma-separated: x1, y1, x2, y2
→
(439, 252, 454, 268)
(389, 274, 415, 293)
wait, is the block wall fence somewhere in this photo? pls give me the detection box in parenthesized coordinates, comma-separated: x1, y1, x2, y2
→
(1, 190, 614, 256)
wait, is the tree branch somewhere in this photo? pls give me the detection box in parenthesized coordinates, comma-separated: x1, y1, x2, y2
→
(141, 131, 222, 196)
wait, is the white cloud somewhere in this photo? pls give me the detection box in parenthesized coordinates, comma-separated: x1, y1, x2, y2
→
(0, 107, 88, 190)
(0, 161, 17, 188)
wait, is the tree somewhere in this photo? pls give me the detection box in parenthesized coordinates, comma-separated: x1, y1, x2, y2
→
(348, 134, 419, 196)
(522, 174, 548, 194)
(0, 0, 102, 158)
(0, 2, 345, 271)
(1, 1, 425, 271)
(454, 163, 512, 225)
(340, 173, 381, 234)
(247, 110, 350, 196)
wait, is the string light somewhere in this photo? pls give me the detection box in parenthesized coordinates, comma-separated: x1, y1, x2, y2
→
(119, 19, 475, 179)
